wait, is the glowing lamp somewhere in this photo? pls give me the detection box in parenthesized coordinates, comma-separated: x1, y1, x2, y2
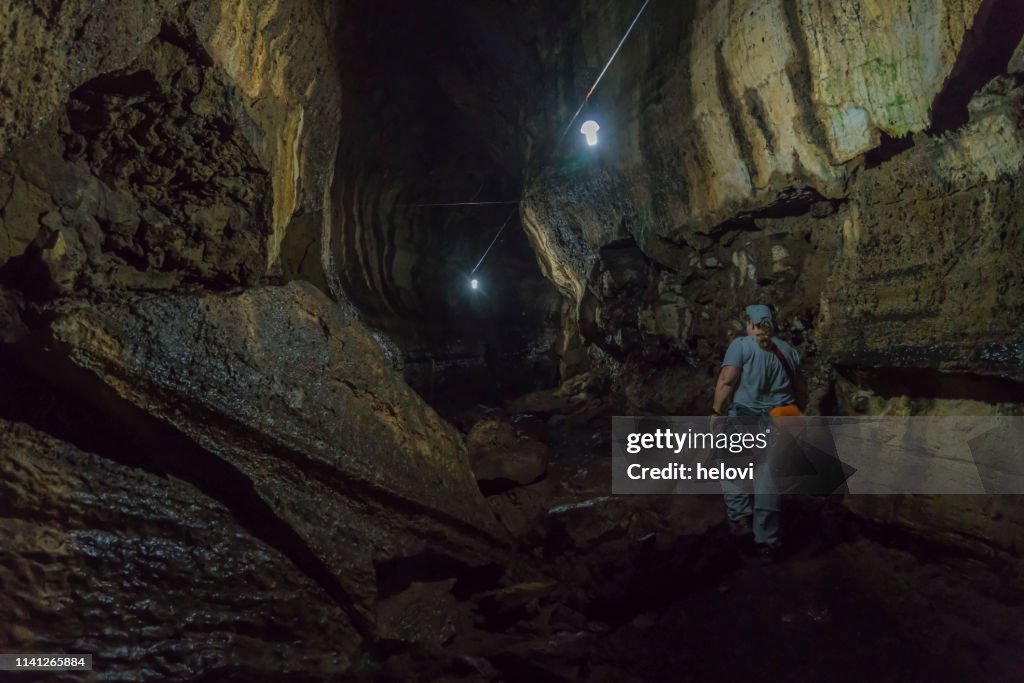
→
(580, 120, 600, 146)
(470, 278, 479, 290)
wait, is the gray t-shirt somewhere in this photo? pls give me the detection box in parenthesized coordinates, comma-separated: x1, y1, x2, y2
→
(721, 335, 800, 413)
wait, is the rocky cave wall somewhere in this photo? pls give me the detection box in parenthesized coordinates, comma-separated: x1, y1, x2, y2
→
(313, 0, 565, 410)
(0, 1, 511, 677)
(2, 0, 1024, 676)
(1, 0, 344, 287)
(513, 0, 1024, 547)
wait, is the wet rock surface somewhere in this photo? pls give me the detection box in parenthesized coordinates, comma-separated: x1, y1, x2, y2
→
(0, 281, 508, 674)
(37, 282, 507, 624)
(0, 419, 358, 681)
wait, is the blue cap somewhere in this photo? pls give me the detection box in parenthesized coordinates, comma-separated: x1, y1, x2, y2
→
(745, 304, 773, 325)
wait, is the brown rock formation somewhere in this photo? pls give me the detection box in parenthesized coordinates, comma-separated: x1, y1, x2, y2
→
(0, 419, 359, 680)
(0, 0, 341, 288)
(518, 0, 1024, 411)
(39, 282, 504, 615)
(1, 282, 508, 674)
(512, 0, 1024, 549)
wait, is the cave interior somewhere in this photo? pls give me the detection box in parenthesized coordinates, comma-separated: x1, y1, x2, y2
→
(2, 0, 1024, 681)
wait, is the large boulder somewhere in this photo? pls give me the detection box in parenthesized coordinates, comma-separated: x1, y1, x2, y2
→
(17, 281, 506, 636)
(467, 419, 550, 492)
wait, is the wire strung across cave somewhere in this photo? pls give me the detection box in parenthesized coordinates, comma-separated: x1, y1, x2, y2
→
(406, 200, 520, 207)
(402, 198, 520, 283)
(471, 207, 519, 275)
(411, 0, 652, 278)
(557, 0, 651, 144)
(405, 201, 521, 283)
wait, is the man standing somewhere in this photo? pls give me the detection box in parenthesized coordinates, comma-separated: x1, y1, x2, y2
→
(711, 304, 802, 563)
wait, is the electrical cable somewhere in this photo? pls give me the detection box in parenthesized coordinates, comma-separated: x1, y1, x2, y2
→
(558, 0, 651, 143)
(471, 207, 518, 274)
(442, 1, 652, 276)
(405, 200, 521, 208)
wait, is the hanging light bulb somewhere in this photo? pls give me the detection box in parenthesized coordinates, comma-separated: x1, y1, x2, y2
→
(470, 278, 479, 290)
(580, 120, 600, 146)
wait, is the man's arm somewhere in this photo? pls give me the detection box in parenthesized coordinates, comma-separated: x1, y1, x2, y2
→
(713, 364, 741, 414)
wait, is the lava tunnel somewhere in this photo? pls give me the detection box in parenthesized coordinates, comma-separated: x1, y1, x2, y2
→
(1, 1, 1024, 681)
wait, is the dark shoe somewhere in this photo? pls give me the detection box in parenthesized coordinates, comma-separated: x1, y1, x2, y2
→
(727, 516, 753, 537)
(757, 542, 783, 565)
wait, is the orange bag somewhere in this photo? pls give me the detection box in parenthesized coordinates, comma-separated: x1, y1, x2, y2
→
(770, 404, 803, 417)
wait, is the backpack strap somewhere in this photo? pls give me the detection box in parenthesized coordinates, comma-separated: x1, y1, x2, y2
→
(769, 340, 798, 395)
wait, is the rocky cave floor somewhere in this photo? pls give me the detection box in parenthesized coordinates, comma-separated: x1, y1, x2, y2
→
(4, 355, 1024, 683)
(346, 379, 1024, 683)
